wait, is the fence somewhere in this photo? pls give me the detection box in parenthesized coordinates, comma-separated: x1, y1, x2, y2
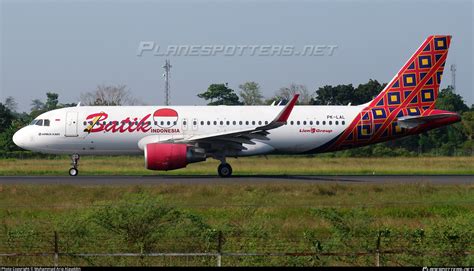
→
(1, 231, 473, 266)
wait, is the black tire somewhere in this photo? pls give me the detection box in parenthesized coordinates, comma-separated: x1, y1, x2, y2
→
(218, 163, 232, 177)
(69, 167, 78, 176)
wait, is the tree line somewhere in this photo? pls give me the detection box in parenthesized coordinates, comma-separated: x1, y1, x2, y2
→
(197, 81, 473, 156)
(0, 85, 137, 155)
(0, 81, 473, 156)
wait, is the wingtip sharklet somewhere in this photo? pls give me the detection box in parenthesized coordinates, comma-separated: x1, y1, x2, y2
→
(276, 94, 299, 123)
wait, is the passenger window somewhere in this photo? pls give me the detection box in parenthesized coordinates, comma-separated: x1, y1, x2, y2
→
(193, 121, 197, 125)
(167, 121, 171, 125)
(239, 121, 243, 125)
(342, 121, 346, 125)
(265, 121, 268, 125)
(329, 121, 332, 125)
(83, 121, 87, 125)
(233, 121, 236, 125)
(44, 119, 50, 126)
(310, 121, 313, 125)
(161, 121, 164, 125)
(322, 121, 326, 125)
(290, 121, 294, 125)
(316, 121, 320, 125)
(258, 121, 262, 125)
(220, 121, 223, 125)
(183, 121, 187, 125)
(207, 121, 211, 125)
(252, 121, 255, 125)
(297, 121, 300, 125)
(201, 121, 204, 125)
(246, 121, 249, 125)
(303, 121, 306, 125)
(335, 121, 339, 125)
(214, 121, 217, 125)
(36, 119, 43, 126)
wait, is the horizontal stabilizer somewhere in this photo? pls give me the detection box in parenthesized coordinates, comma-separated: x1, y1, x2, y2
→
(398, 112, 460, 129)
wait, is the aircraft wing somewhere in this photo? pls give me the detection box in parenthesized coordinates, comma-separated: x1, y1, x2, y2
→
(138, 94, 299, 152)
(397, 112, 460, 129)
(171, 94, 299, 152)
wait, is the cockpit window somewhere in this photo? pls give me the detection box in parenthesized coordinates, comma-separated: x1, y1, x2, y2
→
(29, 119, 50, 126)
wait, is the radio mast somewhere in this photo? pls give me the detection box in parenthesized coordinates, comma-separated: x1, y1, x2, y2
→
(163, 59, 172, 105)
(450, 64, 456, 93)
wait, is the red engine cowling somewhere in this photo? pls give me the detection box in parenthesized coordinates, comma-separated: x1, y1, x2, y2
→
(145, 143, 205, 171)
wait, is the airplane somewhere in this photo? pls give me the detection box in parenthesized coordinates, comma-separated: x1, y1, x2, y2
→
(13, 35, 461, 177)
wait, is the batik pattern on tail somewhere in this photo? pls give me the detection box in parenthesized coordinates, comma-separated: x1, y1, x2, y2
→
(323, 35, 451, 152)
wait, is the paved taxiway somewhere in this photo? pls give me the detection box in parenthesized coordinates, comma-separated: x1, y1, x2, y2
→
(0, 175, 472, 185)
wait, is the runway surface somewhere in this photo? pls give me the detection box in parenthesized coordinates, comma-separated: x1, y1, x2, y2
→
(0, 175, 472, 185)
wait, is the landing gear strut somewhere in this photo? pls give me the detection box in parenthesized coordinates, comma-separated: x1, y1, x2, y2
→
(69, 153, 80, 176)
(218, 162, 232, 177)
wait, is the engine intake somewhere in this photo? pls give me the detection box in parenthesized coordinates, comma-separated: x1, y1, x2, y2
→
(145, 143, 206, 171)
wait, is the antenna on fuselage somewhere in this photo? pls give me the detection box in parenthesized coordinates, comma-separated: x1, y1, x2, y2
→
(76, 102, 81, 107)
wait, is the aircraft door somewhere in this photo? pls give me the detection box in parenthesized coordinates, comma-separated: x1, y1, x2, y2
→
(360, 110, 373, 136)
(65, 112, 79, 137)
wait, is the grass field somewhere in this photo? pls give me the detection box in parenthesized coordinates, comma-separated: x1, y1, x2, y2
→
(1, 182, 473, 266)
(0, 156, 473, 175)
(1, 156, 473, 266)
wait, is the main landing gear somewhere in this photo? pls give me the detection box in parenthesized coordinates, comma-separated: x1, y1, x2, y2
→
(69, 153, 80, 176)
(217, 161, 233, 178)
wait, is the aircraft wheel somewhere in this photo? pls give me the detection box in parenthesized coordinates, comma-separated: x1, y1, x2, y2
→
(69, 167, 79, 176)
(218, 163, 232, 177)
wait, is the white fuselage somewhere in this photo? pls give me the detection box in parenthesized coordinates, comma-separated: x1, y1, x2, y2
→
(13, 105, 362, 156)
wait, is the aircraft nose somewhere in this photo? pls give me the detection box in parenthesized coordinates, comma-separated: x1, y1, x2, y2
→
(13, 128, 26, 148)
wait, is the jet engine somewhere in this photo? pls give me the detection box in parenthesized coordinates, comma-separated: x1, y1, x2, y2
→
(144, 143, 206, 170)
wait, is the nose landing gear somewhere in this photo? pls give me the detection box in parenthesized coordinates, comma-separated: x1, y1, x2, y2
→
(69, 167, 78, 176)
(69, 153, 80, 176)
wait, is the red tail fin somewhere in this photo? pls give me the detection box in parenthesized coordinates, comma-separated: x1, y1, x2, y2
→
(320, 36, 453, 152)
(368, 35, 451, 112)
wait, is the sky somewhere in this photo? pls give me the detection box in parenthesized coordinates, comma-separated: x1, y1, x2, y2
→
(1, 0, 473, 112)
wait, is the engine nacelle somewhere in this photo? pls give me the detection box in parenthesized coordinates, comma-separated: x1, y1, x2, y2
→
(144, 143, 206, 171)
